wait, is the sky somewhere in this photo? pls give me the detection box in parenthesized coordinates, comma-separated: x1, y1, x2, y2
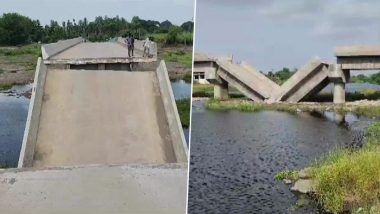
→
(195, 0, 380, 72)
(0, 0, 194, 25)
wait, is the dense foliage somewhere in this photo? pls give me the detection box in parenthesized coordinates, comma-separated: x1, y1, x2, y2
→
(265, 67, 296, 85)
(351, 72, 380, 85)
(0, 13, 193, 45)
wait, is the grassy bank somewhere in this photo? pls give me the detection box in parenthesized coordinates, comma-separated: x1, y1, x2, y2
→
(0, 44, 41, 56)
(0, 83, 12, 90)
(162, 50, 192, 68)
(0, 44, 40, 87)
(309, 122, 380, 213)
(305, 89, 380, 102)
(204, 98, 380, 117)
(176, 98, 190, 128)
(149, 32, 193, 46)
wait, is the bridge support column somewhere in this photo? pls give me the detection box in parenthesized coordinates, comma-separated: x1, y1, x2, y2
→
(333, 82, 345, 104)
(214, 79, 229, 99)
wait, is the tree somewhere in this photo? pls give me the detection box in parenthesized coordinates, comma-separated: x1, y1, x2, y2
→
(180, 21, 194, 32)
(0, 13, 34, 45)
(166, 26, 181, 44)
(0, 13, 193, 45)
(158, 20, 173, 33)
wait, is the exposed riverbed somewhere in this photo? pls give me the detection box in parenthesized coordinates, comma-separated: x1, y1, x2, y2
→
(188, 100, 378, 213)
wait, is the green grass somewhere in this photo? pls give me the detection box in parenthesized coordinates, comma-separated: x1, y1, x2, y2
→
(0, 83, 12, 90)
(307, 90, 380, 102)
(0, 44, 41, 57)
(202, 97, 380, 117)
(162, 50, 192, 68)
(205, 99, 263, 112)
(192, 84, 214, 97)
(205, 99, 302, 113)
(274, 170, 300, 181)
(352, 106, 380, 118)
(176, 98, 191, 128)
(310, 122, 380, 213)
(183, 73, 192, 83)
(149, 32, 193, 45)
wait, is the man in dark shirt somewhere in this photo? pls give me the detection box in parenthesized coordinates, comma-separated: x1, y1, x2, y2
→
(125, 35, 134, 57)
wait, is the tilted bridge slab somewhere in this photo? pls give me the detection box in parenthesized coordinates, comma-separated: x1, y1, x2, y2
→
(194, 53, 281, 102)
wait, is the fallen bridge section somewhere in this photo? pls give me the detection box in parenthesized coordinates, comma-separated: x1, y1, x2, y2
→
(274, 58, 330, 103)
(215, 60, 281, 101)
(0, 164, 187, 214)
(19, 59, 187, 168)
(193, 54, 281, 101)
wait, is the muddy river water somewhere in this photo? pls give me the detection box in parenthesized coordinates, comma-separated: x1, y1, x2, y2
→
(188, 100, 377, 213)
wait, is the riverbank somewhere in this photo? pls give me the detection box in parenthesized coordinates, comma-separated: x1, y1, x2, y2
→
(0, 44, 40, 89)
(201, 98, 380, 117)
(159, 45, 192, 81)
(277, 122, 380, 213)
(0, 44, 193, 88)
(176, 98, 190, 128)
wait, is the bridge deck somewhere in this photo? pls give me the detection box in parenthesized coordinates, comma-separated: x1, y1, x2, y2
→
(51, 42, 142, 60)
(336, 45, 380, 57)
(33, 69, 176, 168)
(44, 40, 155, 64)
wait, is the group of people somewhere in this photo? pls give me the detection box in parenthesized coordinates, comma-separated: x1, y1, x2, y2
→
(124, 35, 151, 58)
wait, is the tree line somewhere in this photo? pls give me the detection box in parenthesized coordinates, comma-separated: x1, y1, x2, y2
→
(0, 13, 193, 46)
(264, 67, 297, 85)
(351, 72, 380, 85)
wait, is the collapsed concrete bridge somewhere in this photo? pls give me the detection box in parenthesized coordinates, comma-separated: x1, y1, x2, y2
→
(194, 53, 281, 102)
(194, 45, 380, 104)
(0, 38, 188, 213)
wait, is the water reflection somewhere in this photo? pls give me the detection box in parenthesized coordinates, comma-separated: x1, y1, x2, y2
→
(170, 79, 191, 100)
(0, 85, 31, 167)
(188, 101, 377, 213)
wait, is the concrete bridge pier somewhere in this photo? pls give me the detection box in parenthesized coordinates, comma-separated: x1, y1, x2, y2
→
(333, 81, 346, 104)
(214, 77, 229, 99)
(333, 68, 350, 104)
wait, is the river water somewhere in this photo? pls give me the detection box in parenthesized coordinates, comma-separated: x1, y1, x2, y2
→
(0, 80, 191, 168)
(188, 101, 377, 214)
(0, 84, 31, 167)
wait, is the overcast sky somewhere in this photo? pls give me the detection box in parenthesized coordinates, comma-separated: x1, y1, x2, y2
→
(195, 0, 380, 72)
(0, 0, 194, 25)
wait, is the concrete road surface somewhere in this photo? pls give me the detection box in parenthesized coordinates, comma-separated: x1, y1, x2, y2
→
(0, 164, 187, 214)
(51, 42, 143, 60)
(33, 69, 176, 167)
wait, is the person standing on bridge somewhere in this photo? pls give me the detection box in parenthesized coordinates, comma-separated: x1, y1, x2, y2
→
(126, 35, 134, 57)
(143, 37, 151, 57)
